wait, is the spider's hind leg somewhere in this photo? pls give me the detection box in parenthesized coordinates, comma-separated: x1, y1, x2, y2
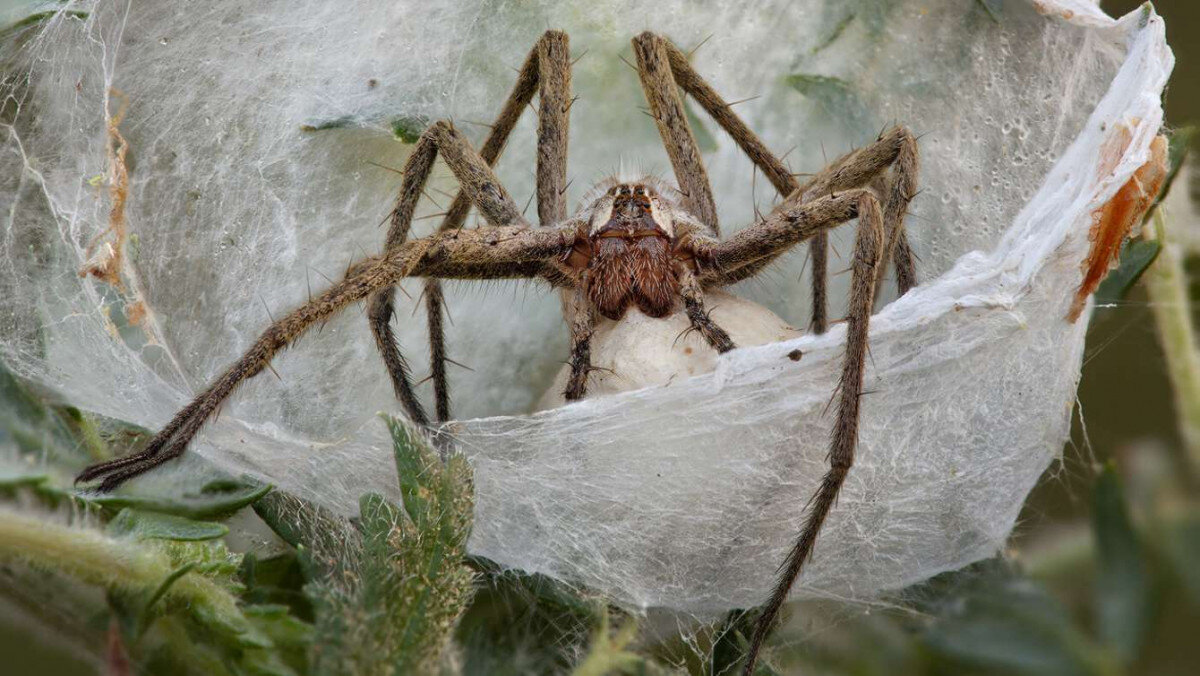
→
(368, 132, 438, 427)
(75, 117, 557, 491)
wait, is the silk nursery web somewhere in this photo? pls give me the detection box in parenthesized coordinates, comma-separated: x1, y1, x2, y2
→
(0, 0, 1173, 614)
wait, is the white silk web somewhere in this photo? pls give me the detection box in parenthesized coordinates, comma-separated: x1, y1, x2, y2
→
(0, 0, 1172, 614)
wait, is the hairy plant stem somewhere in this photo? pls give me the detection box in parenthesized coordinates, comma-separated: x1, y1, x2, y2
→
(0, 509, 250, 637)
(1144, 207, 1200, 490)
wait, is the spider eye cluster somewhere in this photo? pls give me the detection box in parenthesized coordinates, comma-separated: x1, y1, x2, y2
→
(608, 183, 655, 198)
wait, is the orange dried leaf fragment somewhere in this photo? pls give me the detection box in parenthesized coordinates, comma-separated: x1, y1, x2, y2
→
(1067, 133, 1168, 322)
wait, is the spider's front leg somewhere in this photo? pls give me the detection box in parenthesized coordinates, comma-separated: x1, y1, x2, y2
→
(639, 31, 919, 325)
(76, 122, 576, 492)
(368, 117, 532, 427)
(370, 30, 573, 424)
(563, 282, 595, 401)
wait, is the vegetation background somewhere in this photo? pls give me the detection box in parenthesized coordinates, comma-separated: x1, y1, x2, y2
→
(1, 0, 1197, 674)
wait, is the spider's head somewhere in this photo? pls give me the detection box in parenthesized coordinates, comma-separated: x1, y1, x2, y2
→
(581, 177, 678, 238)
(568, 176, 698, 321)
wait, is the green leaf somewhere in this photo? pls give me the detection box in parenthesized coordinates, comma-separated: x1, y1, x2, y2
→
(1093, 238, 1161, 306)
(1158, 510, 1200, 607)
(920, 565, 1112, 676)
(974, 0, 1003, 23)
(784, 73, 874, 138)
(0, 10, 89, 45)
(458, 556, 602, 674)
(303, 418, 474, 675)
(87, 478, 272, 519)
(239, 649, 302, 676)
(239, 553, 313, 621)
(390, 421, 435, 528)
(299, 115, 357, 133)
(0, 466, 49, 489)
(0, 362, 88, 464)
(252, 489, 355, 581)
(570, 610, 645, 676)
(389, 115, 428, 144)
(139, 562, 198, 632)
(1092, 463, 1153, 663)
(244, 604, 314, 648)
(108, 508, 229, 542)
(298, 113, 427, 144)
(810, 12, 855, 55)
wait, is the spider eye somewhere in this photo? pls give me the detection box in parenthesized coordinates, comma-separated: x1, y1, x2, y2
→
(634, 186, 646, 196)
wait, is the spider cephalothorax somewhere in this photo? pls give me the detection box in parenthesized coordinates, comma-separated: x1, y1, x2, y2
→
(76, 30, 920, 675)
(567, 178, 709, 320)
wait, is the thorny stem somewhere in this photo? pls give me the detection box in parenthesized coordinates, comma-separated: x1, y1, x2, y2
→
(1144, 207, 1200, 489)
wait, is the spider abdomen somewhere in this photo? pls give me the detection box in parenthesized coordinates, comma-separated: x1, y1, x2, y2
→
(587, 234, 678, 320)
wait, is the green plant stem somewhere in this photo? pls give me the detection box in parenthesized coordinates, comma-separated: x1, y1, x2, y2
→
(1144, 207, 1200, 489)
(0, 509, 250, 638)
(570, 611, 645, 676)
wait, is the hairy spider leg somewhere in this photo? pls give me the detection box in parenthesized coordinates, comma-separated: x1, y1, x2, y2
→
(370, 43, 536, 425)
(632, 33, 719, 236)
(631, 33, 731, 355)
(564, 282, 594, 401)
(368, 134, 438, 426)
(75, 122, 570, 491)
(656, 35, 919, 324)
(706, 127, 920, 299)
(790, 127, 920, 299)
(369, 31, 582, 419)
(638, 32, 921, 670)
(533, 32, 601, 402)
(654, 34, 830, 333)
(734, 192, 883, 676)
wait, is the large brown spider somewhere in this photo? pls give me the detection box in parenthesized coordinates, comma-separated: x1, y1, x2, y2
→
(76, 31, 919, 673)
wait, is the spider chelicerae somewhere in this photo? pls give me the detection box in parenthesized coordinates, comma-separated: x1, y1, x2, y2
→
(76, 30, 919, 673)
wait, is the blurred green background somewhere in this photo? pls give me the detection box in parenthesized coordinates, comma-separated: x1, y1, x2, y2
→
(1, 1, 1199, 675)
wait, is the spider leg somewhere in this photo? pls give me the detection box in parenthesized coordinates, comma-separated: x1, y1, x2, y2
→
(369, 134, 438, 426)
(699, 189, 870, 282)
(677, 265, 735, 353)
(392, 31, 572, 423)
(876, 131, 919, 296)
(563, 283, 595, 401)
(653, 36, 829, 333)
(632, 32, 720, 235)
(536, 31, 571, 226)
(77, 123, 570, 491)
(418, 33, 545, 422)
(702, 128, 920, 295)
(787, 127, 919, 298)
(740, 191, 883, 676)
(368, 76, 542, 425)
(657, 38, 920, 328)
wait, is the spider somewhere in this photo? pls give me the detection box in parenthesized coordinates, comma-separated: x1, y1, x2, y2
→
(76, 31, 919, 674)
